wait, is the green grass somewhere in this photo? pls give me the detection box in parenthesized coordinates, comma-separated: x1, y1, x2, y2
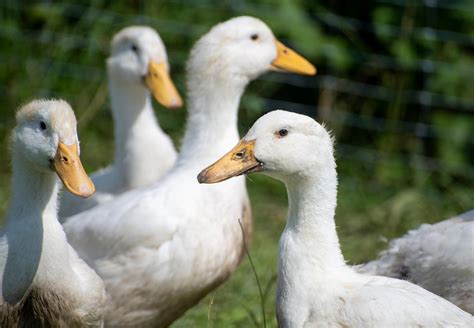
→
(0, 3, 472, 325)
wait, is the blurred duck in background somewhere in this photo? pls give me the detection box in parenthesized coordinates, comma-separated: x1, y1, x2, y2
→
(198, 110, 473, 327)
(0, 100, 105, 326)
(359, 210, 474, 314)
(63, 16, 315, 327)
(60, 26, 182, 219)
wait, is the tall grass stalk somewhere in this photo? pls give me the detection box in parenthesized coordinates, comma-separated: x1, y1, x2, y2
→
(238, 219, 266, 328)
(207, 296, 214, 328)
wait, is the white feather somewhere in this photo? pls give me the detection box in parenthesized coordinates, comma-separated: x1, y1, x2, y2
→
(359, 210, 474, 314)
(230, 110, 473, 327)
(0, 100, 105, 326)
(63, 17, 287, 327)
(59, 26, 177, 218)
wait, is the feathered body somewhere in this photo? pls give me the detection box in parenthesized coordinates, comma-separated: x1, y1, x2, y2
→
(199, 110, 473, 327)
(60, 26, 179, 218)
(0, 100, 105, 327)
(359, 210, 474, 314)
(64, 16, 316, 326)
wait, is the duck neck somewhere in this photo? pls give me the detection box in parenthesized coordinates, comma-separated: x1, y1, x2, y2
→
(7, 154, 58, 223)
(108, 75, 169, 185)
(281, 163, 345, 275)
(178, 74, 246, 166)
(3, 151, 71, 303)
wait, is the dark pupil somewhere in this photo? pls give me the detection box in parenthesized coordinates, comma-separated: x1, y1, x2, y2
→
(40, 121, 47, 130)
(279, 129, 288, 137)
(251, 34, 259, 41)
(131, 44, 138, 52)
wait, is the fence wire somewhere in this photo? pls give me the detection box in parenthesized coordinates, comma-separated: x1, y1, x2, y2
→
(0, 1, 472, 183)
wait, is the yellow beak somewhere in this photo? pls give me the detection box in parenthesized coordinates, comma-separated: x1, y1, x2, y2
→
(144, 60, 183, 109)
(52, 142, 95, 198)
(271, 40, 316, 76)
(198, 139, 263, 184)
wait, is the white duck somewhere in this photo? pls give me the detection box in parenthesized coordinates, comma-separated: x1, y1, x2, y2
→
(0, 100, 106, 326)
(60, 26, 182, 218)
(63, 16, 315, 327)
(359, 210, 474, 314)
(198, 110, 473, 327)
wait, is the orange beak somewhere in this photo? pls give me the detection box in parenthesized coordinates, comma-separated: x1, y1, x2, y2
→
(52, 142, 95, 198)
(270, 40, 316, 76)
(144, 60, 183, 109)
(198, 139, 263, 184)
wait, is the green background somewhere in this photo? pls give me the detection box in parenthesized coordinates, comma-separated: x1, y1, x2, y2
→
(0, 1, 473, 327)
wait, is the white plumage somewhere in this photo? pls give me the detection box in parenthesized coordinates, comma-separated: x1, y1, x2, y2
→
(60, 26, 181, 218)
(359, 210, 474, 314)
(0, 100, 105, 326)
(63, 17, 315, 327)
(198, 110, 473, 327)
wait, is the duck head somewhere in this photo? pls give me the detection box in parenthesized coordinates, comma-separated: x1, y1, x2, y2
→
(187, 16, 316, 87)
(198, 110, 334, 183)
(13, 99, 95, 197)
(107, 26, 182, 108)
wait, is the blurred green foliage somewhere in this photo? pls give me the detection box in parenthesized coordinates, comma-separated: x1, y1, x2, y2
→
(0, 0, 473, 326)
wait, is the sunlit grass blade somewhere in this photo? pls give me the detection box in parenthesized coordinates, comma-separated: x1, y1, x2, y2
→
(239, 218, 266, 328)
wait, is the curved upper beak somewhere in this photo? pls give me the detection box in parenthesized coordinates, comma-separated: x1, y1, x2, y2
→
(198, 139, 263, 184)
(52, 142, 95, 198)
(144, 60, 183, 109)
(271, 40, 316, 76)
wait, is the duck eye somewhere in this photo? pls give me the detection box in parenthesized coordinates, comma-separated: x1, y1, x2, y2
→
(131, 44, 138, 53)
(40, 121, 47, 130)
(250, 34, 259, 41)
(277, 128, 288, 138)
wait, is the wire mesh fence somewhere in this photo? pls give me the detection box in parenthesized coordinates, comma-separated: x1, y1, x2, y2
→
(0, 0, 473, 193)
(0, 2, 472, 325)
